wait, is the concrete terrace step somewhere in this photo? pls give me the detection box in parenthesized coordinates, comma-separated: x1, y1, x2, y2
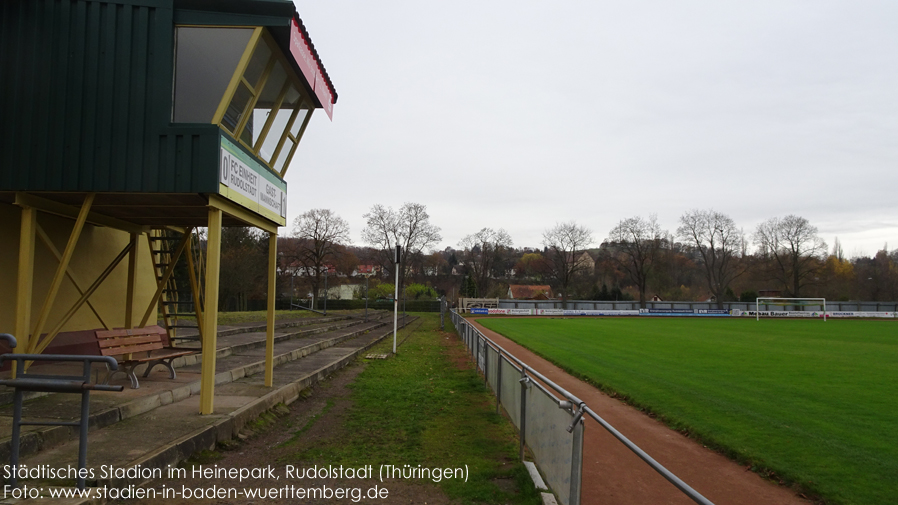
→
(0, 313, 388, 408)
(165, 312, 383, 340)
(0, 313, 395, 466)
(7, 318, 416, 500)
(170, 312, 392, 366)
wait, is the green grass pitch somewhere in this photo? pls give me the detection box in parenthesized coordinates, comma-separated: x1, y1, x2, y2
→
(478, 316, 898, 505)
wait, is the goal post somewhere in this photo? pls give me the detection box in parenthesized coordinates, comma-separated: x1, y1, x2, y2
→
(755, 297, 827, 321)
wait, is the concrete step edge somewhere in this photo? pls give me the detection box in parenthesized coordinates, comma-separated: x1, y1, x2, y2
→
(13, 320, 410, 501)
(0, 321, 396, 464)
(171, 312, 388, 340)
(0, 315, 392, 408)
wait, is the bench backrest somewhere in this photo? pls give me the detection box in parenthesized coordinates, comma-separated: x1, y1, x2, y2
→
(96, 328, 165, 357)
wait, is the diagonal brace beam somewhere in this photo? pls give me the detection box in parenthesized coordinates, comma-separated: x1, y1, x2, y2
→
(35, 224, 112, 331)
(28, 194, 95, 354)
(33, 241, 133, 356)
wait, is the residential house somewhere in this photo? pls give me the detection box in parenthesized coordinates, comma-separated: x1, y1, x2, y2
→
(507, 285, 554, 300)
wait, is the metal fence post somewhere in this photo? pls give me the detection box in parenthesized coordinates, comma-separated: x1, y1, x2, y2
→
(470, 328, 475, 359)
(570, 417, 584, 505)
(77, 388, 91, 489)
(520, 370, 528, 461)
(496, 354, 503, 415)
(483, 344, 489, 387)
(476, 334, 480, 368)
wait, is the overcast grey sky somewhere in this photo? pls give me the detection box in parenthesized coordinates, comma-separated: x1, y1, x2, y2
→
(284, 1, 898, 257)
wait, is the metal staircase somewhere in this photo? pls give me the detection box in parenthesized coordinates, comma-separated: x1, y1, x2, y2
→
(148, 228, 205, 345)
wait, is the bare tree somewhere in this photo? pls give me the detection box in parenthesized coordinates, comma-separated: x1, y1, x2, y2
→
(677, 209, 745, 308)
(361, 202, 442, 291)
(832, 237, 844, 261)
(606, 215, 664, 308)
(753, 215, 827, 297)
(290, 209, 350, 306)
(542, 222, 593, 308)
(458, 228, 513, 297)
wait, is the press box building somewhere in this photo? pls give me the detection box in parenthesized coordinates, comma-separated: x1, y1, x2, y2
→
(0, 0, 338, 413)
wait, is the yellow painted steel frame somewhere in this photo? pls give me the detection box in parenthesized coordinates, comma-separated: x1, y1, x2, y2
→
(15, 192, 147, 234)
(125, 232, 140, 328)
(249, 30, 314, 170)
(253, 78, 291, 158)
(212, 27, 263, 126)
(233, 58, 277, 143)
(184, 233, 205, 339)
(13, 206, 36, 377)
(201, 208, 223, 415)
(265, 232, 277, 386)
(279, 107, 313, 178)
(36, 224, 112, 331)
(27, 194, 95, 354)
(206, 26, 316, 177)
(33, 241, 134, 356)
(12, 193, 151, 369)
(199, 197, 279, 411)
(207, 194, 278, 233)
(271, 104, 301, 174)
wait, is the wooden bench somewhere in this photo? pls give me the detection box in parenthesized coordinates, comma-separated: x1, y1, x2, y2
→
(96, 327, 196, 389)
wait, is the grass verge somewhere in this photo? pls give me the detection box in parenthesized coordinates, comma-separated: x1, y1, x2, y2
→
(479, 316, 898, 505)
(284, 313, 541, 504)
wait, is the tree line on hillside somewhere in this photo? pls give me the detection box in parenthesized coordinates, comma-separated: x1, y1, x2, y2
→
(208, 204, 898, 310)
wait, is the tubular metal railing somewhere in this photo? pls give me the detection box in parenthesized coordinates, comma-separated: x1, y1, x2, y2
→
(0, 333, 124, 490)
(450, 311, 715, 505)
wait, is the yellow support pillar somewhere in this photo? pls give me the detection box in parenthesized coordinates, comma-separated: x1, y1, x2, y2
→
(13, 206, 36, 376)
(265, 232, 277, 387)
(200, 208, 222, 415)
(184, 231, 204, 339)
(125, 232, 140, 329)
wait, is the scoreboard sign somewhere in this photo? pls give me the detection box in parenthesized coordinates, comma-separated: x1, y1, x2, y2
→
(219, 135, 287, 226)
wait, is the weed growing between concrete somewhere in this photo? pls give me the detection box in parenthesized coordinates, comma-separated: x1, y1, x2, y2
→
(285, 313, 541, 504)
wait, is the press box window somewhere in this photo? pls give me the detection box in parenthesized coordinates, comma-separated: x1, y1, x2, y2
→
(173, 27, 315, 174)
(172, 27, 253, 123)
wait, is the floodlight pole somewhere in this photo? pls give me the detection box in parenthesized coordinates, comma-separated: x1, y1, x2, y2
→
(393, 245, 401, 354)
